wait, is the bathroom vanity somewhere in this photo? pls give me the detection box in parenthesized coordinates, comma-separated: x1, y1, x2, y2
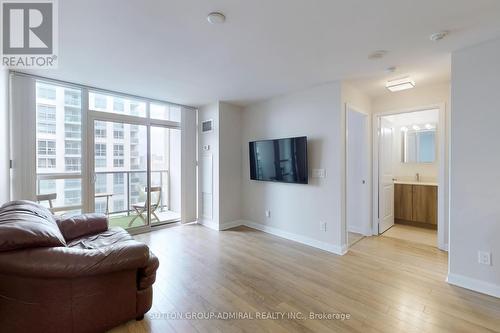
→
(394, 181, 437, 229)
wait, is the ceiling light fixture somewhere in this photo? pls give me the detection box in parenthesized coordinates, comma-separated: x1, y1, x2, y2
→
(386, 77, 415, 92)
(430, 31, 449, 42)
(425, 123, 434, 130)
(400, 126, 408, 132)
(207, 12, 226, 24)
(412, 125, 421, 131)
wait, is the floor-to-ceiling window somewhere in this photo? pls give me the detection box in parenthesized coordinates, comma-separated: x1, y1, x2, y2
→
(35, 82, 83, 215)
(28, 78, 187, 231)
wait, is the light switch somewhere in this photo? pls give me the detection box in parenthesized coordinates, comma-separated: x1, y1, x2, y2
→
(312, 169, 326, 178)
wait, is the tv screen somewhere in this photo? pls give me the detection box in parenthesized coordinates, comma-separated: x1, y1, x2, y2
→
(249, 136, 308, 184)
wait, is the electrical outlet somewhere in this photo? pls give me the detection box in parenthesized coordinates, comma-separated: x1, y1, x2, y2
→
(265, 210, 271, 218)
(478, 251, 492, 266)
(320, 221, 327, 232)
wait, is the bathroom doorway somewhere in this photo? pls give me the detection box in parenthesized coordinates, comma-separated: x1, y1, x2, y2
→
(373, 106, 447, 249)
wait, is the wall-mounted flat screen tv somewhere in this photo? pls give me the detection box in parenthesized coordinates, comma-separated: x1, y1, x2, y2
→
(249, 136, 308, 184)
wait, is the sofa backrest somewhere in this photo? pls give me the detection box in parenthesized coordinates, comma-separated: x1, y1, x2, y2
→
(0, 200, 66, 252)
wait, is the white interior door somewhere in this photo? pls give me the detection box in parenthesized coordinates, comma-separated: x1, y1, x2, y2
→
(347, 108, 370, 236)
(378, 117, 395, 234)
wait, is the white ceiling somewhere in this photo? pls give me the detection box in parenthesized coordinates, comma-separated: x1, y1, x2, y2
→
(23, 0, 500, 106)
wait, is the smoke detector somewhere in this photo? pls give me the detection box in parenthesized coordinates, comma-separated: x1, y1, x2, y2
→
(430, 31, 449, 42)
(385, 66, 397, 74)
(368, 50, 388, 60)
(207, 12, 226, 24)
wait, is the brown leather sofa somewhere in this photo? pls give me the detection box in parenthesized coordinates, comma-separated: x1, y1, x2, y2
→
(0, 200, 159, 333)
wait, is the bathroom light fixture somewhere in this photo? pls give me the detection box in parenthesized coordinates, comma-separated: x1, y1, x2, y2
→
(412, 125, 420, 131)
(425, 123, 434, 130)
(386, 77, 415, 92)
(400, 126, 408, 132)
(207, 12, 226, 24)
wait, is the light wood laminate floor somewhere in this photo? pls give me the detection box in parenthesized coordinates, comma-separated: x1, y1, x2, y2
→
(348, 232, 364, 247)
(110, 224, 500, 333)
(382, 224, 438, 247)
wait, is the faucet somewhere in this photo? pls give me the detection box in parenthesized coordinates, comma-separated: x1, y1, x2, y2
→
(416, 173, 420, 182)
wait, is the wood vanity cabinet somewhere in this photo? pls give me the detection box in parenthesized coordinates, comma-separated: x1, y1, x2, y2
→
(394, 184, 437, 227)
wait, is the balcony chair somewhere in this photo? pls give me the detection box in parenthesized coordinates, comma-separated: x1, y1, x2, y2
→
(36, 193, 57, 214)
(128, 186, 162, 226)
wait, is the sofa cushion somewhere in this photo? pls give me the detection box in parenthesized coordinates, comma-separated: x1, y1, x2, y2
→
(55, 213, 108, 242)
(0, 200, 66, 252)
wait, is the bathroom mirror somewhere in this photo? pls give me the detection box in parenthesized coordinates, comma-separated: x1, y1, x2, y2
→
(402, 127, 436, 163)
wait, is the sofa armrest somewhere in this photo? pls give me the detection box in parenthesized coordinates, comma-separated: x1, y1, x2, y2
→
(56, 213, 108, 241)
(0, 240, 149, 278)
(138, 251, 159, 290)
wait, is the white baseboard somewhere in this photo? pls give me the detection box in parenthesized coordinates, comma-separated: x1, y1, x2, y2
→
(220, 220, 245, 230)
(242, 220, 347, 256)
(197, 219, 219, 231)
(447, 273, 500, 298)
(197, 219, 244, 231)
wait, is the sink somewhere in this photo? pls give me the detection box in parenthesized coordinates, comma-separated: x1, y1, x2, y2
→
(393, 180, 438, 186)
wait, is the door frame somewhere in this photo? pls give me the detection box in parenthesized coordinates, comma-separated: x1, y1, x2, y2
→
(344, 104, 371, 247)
(372, 103, 448, 251)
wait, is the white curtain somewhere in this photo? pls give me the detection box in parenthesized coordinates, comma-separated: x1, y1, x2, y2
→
(9, 74, 37, 201)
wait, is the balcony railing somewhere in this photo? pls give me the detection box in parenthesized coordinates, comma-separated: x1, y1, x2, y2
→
(94, 169, 169, 216)
(36, 170, 170, 218)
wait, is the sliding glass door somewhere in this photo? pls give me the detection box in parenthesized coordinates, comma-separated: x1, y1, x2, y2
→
(150, 126, 181, 226)
(88, 96, 181, 231)
(91, 119, 149, 229)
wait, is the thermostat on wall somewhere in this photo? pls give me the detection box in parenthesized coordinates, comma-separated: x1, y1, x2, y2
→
(202, 119, 213, 133)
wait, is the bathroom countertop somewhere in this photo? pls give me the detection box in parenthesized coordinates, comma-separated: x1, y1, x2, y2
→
(394, 180, 438, 186)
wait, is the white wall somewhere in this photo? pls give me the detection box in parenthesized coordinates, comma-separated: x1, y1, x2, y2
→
(198, 101, 242, 230)
(0, 70, 8, 204)
(219, 102, 242, 226)
(448, 37, 500, 297)
(241, 82, 346, 254)
(198, 102, 220, 229)
(372, 83, 450, 113)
